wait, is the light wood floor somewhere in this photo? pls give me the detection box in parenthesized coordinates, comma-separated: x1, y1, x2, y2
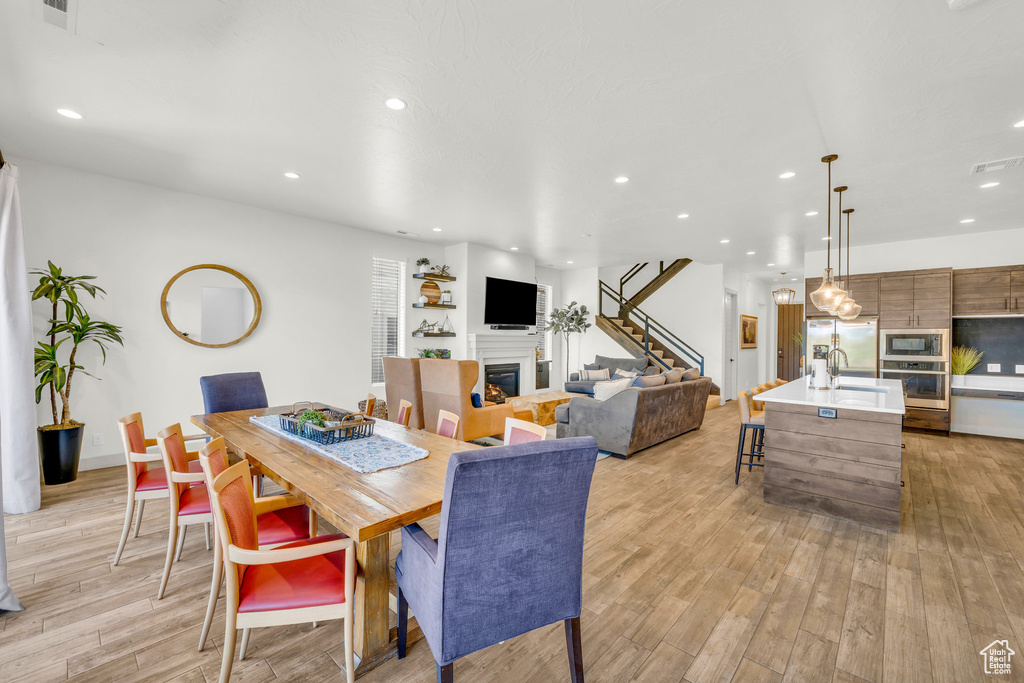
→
(4, 404, 1024, 682)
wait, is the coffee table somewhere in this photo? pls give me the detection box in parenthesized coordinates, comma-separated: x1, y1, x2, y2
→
(506, 390, 576, 426)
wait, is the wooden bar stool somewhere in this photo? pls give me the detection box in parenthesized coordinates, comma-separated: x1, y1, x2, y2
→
(736, 391, 765, 484)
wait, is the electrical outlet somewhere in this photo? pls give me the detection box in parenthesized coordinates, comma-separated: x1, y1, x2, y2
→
(1017, 365, 1024, 374)
(92, 434, 103, 447)
(987, 363, 1001, 373)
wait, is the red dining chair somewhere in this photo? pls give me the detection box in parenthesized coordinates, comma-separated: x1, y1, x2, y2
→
(397, 399, 413, 427)
(155, 423, 214, 599)
(503, 417, 548, 445)
(196, 437, 323, 652)
(113, 413, 207, 565)
(436, 409, 460, 439)
(208, 458, 356, 682)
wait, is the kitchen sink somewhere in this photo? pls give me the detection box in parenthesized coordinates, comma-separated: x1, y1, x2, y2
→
(834, 384, 888, 394)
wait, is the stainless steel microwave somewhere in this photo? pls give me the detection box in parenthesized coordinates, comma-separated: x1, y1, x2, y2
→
(879, 328, 949, 362)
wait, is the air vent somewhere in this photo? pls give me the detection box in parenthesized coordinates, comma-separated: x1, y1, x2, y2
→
(970, 156, 1024, 175)
(42, 0, 77, 31)
(395, 230, 420, 237)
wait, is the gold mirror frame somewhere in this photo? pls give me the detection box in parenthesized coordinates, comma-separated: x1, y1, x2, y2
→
(160, 264, 262, 348)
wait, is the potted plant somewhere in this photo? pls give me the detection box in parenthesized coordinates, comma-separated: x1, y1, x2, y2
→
(951, 346, 983, 388)
(416, 257, 431, 274)
(441, 289, 452, 304)
(548, 301, 592, 382)
(31, 261, 124, 485)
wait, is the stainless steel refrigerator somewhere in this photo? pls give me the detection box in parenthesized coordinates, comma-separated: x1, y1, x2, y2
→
(806, 317, 878, 378)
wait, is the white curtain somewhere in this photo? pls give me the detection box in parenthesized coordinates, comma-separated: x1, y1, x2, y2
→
(0, 163, 36, 613)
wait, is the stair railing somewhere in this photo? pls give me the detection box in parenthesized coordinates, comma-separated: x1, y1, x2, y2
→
(598, 281, 705, 376)
(619, 263, 647, 297)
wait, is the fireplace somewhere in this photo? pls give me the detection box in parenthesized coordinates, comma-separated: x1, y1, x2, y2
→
(484, 363, 520, 404)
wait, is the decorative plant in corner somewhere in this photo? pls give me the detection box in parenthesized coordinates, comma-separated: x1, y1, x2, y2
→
(31, 261, 124, 485)
(548, 301, 592, 382)
(951, 345, 983, 388)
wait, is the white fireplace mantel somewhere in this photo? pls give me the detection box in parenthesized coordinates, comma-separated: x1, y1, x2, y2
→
(466, 334, 539, 396)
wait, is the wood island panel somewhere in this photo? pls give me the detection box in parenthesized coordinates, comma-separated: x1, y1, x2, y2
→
(764, 402, 902, 532)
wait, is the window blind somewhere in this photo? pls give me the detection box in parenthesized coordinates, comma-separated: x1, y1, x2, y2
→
(371, 257, 405, 383)
(536, 284, 552, 361)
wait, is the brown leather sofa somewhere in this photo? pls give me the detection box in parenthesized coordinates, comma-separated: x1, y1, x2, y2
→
(419, 359, 535, 441)
(382, 356, 425, 429)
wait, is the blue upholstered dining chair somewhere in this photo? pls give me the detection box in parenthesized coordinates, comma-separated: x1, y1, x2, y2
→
(199, 372, 269, 414)
(396, 436, 599, 683)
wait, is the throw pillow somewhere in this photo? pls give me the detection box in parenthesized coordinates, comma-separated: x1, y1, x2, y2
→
(614, 368, 640, 379)
(633, 374, 667, 388)
(471, 392, 483, 408)
(584, 363, 601, 371)
(580, 368, 611, 381)
(682, 368, 700, 381)
(593, 377, 633, 401)
(644, 366, 661, 376)
(662, 368, 685, 384)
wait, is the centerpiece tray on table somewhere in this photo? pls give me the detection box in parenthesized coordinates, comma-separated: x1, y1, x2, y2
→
(278, 402, 375, 445)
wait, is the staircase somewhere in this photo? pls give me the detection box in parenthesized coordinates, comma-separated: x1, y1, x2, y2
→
(597, 271, 721, 396)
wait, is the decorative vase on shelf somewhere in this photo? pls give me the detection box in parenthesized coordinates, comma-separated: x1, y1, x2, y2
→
(418, 294, 428, 304)
(441, 292, 452, 304)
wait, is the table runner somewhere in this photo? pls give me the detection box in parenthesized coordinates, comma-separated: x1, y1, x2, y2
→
(249, 415, 428, 474)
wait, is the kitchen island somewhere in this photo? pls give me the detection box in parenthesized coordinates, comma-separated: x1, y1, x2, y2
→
(757, 376, 905, 532)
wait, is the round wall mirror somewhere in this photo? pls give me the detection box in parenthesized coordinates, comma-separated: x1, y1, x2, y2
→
(161, 264, 262, 348)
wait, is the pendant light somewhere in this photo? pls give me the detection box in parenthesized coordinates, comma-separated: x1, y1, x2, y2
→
(772, 272, 795, 305)
(809, 155, 844, 311)
(824, 185, 850, 313)
(836, 208, 863, 320)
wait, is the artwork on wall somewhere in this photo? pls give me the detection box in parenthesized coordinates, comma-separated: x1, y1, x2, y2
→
(740, 314, 758, 349)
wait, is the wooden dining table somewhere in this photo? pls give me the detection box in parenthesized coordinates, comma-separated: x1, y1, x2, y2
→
(191, 403, 479, 678)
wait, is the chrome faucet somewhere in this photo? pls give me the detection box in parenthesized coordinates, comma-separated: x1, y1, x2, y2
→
(827, 347, 849, 387)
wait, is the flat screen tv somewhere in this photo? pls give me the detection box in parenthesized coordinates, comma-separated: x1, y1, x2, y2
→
(484, 277, 537, 326)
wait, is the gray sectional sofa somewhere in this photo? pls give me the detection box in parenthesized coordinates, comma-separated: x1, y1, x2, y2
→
(555, 376, 712, 458)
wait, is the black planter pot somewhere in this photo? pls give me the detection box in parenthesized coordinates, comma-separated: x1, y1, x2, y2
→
(38, 424, 84, 485)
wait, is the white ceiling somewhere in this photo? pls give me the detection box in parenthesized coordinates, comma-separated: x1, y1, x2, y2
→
(2, 0, 1023, 277)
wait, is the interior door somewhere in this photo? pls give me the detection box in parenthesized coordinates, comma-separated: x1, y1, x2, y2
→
(776, 304, 804, 381)
(723, 291, 737, 401)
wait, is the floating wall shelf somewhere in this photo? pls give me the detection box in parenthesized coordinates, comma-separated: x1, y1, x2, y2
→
(412, 331, 457, 338)
(413, 273, 457, 282)
(413, 303, 456, 310)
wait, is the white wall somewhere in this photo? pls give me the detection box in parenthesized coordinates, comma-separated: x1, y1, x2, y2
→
(724, 266, 775, 392)
(804, 226, 1024, 275)
(559, 267, 622, 383)
(17, 159, 444, 469)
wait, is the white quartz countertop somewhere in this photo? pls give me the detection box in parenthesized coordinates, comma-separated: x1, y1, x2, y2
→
(757, 376, 906, 415)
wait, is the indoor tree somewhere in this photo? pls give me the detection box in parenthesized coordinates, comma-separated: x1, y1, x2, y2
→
(547, 301, 592, 382)
(31, 261, 124, 428)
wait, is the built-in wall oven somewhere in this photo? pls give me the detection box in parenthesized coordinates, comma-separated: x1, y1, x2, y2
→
(878, 329, 950, 409)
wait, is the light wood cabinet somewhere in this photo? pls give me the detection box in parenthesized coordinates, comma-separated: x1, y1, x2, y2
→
(806, 268, 951, 329)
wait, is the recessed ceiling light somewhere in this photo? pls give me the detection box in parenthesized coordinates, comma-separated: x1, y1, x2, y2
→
(767, 263, 776, 267)
(779, 172, 796, 179)
(566, 260, 574, 264)
(614, 176, 629, 184)
(57, 108, 82, 119)
(805, 211, 818, 217)
(791, 278, 799, 281)
(432, 227, 442, 232)
(1015, 119, 1024, 128)
(283, 172, 300, 179)
(980, 182, 1000, 189)
(960, 218, 975, 224)
(580, 233, 591, 237)
(385, 97, 407, 110)
(746, 251, 756, 255)
(510, 247, 519, 251)
(720, 239, 730, 244)
(677, 213, 689, 219)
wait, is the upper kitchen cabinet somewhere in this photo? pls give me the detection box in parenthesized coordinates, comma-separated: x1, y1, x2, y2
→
(804, 274, 879, 319)
(879, 268, 951, 330)
(952, 265, 1024, 316)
